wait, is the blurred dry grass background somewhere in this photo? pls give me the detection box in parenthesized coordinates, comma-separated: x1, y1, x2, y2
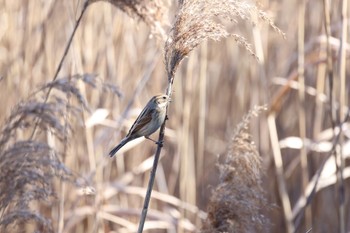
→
(0, 0, 349, 232)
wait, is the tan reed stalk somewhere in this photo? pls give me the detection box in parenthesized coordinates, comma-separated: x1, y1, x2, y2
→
(313, 41, 327, 137)
(180, 53, 196, 207)
(337, 1, 348, 232)
(323, 0, 345, 232)
(251, 8, 269, 154)
(323, 0, 336, 128)
(267, 112, 295, 233)
(197, 42, 207, 181)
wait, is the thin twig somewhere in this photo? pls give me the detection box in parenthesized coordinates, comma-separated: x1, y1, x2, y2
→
(29, 0, 89, 139)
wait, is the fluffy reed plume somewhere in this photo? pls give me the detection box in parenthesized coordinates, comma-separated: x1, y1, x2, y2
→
(88, 0, 167, 40)
(0, 141, 69, 233)
(0, 74, 119, 232)
(165, 0, 284, 77)
(202, 106, 270, 233)
(36, 73, 122, 111)
(0, 100, 72, 232)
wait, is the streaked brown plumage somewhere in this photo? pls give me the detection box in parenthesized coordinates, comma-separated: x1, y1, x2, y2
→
(109, 94, 170, 157)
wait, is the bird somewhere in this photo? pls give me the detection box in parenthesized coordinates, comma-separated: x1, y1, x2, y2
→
(109, 94, 170, 157)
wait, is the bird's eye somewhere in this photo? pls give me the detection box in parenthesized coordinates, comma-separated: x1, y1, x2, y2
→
(162, 96, 166, 99)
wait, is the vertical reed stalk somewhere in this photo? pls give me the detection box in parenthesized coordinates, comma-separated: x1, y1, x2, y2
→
(267, 113, 294, 233)
(297, 0, 311, 229)
(337, 1, 347, 232)
(197, 42, 207, 185)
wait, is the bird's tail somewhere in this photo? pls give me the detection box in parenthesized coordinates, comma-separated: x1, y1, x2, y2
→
(109, 138, 129, 157)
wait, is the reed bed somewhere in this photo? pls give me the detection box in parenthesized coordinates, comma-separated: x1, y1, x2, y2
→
(0, 0, 349, 232)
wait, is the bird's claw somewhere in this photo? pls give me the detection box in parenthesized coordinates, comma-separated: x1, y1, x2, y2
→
(145, 136, 163, 147)
(156, 140, 163, 147)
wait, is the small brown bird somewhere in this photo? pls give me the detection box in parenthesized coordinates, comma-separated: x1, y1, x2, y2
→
(109, 94, 170, 157)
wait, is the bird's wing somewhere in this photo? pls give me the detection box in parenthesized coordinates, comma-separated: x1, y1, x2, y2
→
(126, 107, 154, 137)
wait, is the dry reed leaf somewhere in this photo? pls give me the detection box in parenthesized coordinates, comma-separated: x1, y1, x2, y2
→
(85, 108, 110, 128)
(279, 136, 334, 153)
